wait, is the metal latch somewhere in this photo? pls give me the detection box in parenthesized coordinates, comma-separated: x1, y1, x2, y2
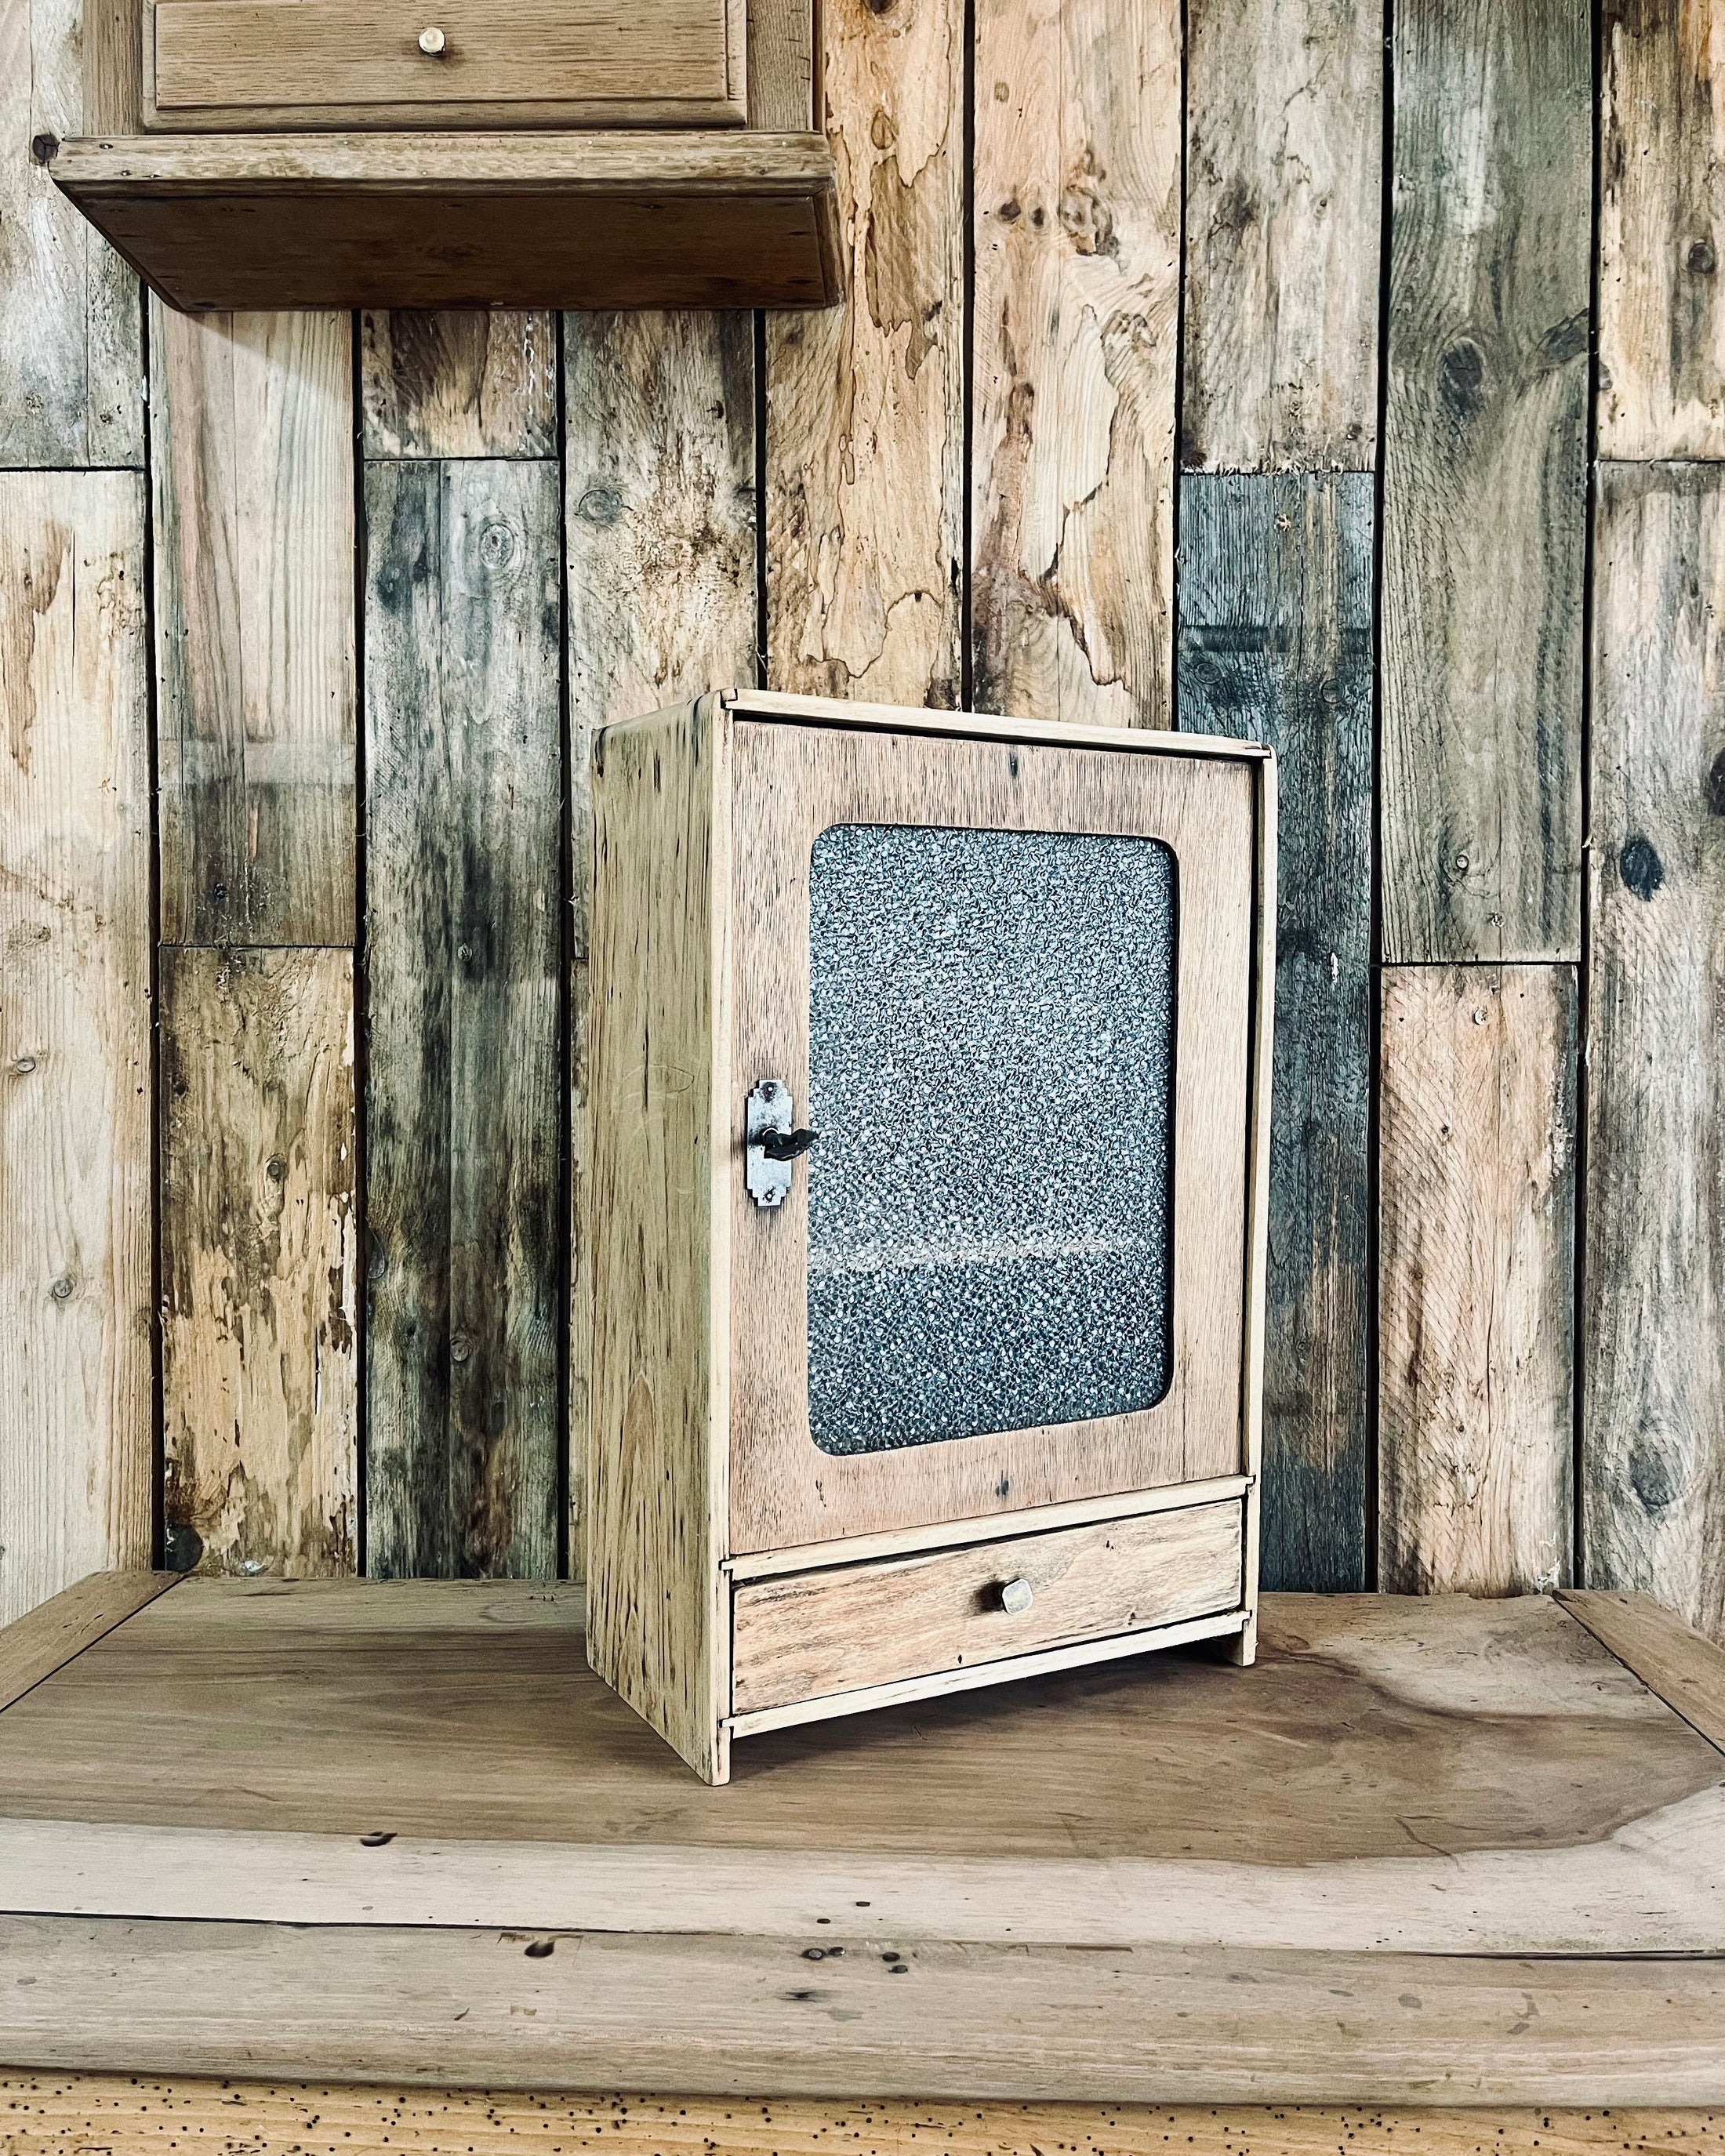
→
(745, 1079, 819, 1209)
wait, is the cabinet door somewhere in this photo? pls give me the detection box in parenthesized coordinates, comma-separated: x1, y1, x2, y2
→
(145, 0, 747, 131)
(728, 717, 1263, 1555)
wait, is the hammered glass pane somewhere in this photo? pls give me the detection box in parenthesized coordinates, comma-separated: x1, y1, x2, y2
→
(806, 823, 1176, 1454)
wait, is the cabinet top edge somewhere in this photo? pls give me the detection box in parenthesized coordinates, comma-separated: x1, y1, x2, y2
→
(724, 690, 1276, 767)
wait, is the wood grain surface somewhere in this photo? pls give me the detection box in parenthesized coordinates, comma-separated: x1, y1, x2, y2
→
(361, 311, 557, 459)
(1559, 1588, 1725, 1755)
(1599, 0, 1725, 459)
(0, 0, 141, 468)
(1380, 0, 1589, 964)
(563, 318, 757, 1570)
(0, 1571, 178, 1715)
(362, 459, 561, 1581)
(151, 304, 356, 949)
(1182, 0, 1382, 472)
(765, 0, 964, 706)
(1178, 473, 1372, 1592)
(1584, 461, 1725, 1642)
(159, 947, 358, 1580)
(1378, 966, 1577, 1595)
(969, 0, 1181, 725)
(2, 2079, 1723, 2156)
(0, 474, 153, 1629)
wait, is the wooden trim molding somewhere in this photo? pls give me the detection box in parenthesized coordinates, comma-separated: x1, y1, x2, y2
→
(0, 1573, 183, 1718)
(1556, 1589, 1725, 1755)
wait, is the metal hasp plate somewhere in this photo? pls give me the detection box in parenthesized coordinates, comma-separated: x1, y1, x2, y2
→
(745, 1080, 819, 1209)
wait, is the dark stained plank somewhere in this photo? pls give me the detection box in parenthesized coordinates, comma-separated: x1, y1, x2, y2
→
(1559, 1589, 1725, 1755)
(151, 304, 356, 948)
(1585, 461, 1725, 1643)
(1177, 473, 1372, 1591)
(1378, 964, 1578, 1595)
(0, 473, 154, 1628)
(0, 1573, 179, 1716)
(1380, 0, 1589, 964)
(1182, 0, 1382, 474)
(363, 458, 562, 1581)
(1599, 0, 1725, 459)
(159, 947, 358, 1580)
(969, 0, 1182, 726)
(764, 0, 964, 708)
(361, 312, 557, 459)
(0, 0, 141, 468)
(563, 311, 757, 1571)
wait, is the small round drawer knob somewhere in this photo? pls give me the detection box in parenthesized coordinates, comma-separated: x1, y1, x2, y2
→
(1000, 1577, 1034, 1616)
(418, 26, 447, 53)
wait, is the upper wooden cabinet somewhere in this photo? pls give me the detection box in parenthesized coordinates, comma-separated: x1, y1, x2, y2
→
(52, 0, 839, 310)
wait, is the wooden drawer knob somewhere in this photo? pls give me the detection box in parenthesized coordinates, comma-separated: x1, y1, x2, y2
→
(1000, 1577, 1034, 1616)
(418, 26, 447, 53)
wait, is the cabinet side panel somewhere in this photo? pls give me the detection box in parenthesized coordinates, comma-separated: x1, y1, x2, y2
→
(586, 701, 729, 1781)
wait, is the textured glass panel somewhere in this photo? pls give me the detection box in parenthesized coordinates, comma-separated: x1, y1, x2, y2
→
(807, 824, 1176, 1454)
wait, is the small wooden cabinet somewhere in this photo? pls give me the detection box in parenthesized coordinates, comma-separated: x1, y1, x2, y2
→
(51, 0, 838, 310)
(586, 690, 1276, 1784)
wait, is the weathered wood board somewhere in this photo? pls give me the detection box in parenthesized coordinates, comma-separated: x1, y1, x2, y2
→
(1378, 964, 1577, 1595)
(0, 473, 153, 1628)
(1381, 0, 1590, 964)
(969, 0, 1182, 725)
(159, 946, 358, 1580)
(0, 1571, 178, 1715)
(1585, 461, 1725, 1643)
(1182, 0, 1382, 473)
(361, 312, 558, 461)
(0, 0, 141, 469)
(151, 303, 356, 949)
(563, 317, 757, 1570)
(765, 0, 964, 707)
(1599, 0, 1725, 460)
(1178, 472, 1372, 1592)
(363, 457, 562, 1581)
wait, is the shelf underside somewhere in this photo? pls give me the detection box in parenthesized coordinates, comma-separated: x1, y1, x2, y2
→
(51, 131, 844, 310)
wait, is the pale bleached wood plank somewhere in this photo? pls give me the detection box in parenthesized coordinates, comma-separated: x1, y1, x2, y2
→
(969, 0, 1180, 725)
(562, 315, 756, 1575)
(1378, 965, 1577, 1595)
(1599, 0, 1725, 460)
(1, 2082, 1723, 2156)
(151, 303, 355, 949)
(0, 0, 142, 468)
(1380, 0, 1589, 964)
(360, 312, 557, 459)
(1585, 460, 1725, 1643)
(1558, 1589, 1725, 1756)
(159, 947, 358, 1580)
(0, 473, 153, 1628)
(0, 1573, 178, 1715)
(363, 458, 561, 1581)
(1182, 0, 1382, 474)
(764, 0, 964, 707)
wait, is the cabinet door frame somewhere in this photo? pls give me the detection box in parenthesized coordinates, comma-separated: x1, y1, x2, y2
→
(727, 713, 1268, 1557)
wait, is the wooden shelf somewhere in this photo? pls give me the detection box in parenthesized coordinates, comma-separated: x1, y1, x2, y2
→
(49, 131, 844, 311)
(2, 1577, 1723, 2099)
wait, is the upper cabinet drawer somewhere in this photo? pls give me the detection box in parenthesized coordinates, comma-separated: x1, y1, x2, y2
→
(145, 0, 747, 130)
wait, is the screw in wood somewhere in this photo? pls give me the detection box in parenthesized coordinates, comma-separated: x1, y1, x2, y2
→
(418, 25, 447, 52)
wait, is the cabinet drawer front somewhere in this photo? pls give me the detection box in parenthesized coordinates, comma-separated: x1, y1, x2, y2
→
(151, 0, 736, 120)
(731, 1498, 1244, 1715)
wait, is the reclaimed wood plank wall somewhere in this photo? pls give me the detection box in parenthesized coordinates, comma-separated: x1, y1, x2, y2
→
(2, 0, 1723, 1640)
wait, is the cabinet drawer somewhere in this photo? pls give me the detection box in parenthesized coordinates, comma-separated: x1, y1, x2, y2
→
(731, 1498, 1244, 1715)
(147, 0, 746, 130)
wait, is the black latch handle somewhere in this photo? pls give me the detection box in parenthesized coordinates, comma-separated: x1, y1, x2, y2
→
(757, 1127, 819, 1163)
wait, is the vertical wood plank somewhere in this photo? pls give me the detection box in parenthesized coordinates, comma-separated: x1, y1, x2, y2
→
(1599, 0, 1725, 461)
(1378, 964, 1577, 1596)
(564, 310, 757, 1573)
(0, 0, 142, 470)
(765, 0, 965, 709)
(1585, 461, 1725, 1642)
(969, 0, 1182, 726)
(1178, 472, 1372, 1592)
(364, 458, 561, 1580)
(151, 305, 356, 949)
(0, 471, 151, 1625)
(159, 946, 358, 1578)
(1381, 0, 1589, 964)
(360, 314, 557, 461)
(1182, 0, 1383, 474)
